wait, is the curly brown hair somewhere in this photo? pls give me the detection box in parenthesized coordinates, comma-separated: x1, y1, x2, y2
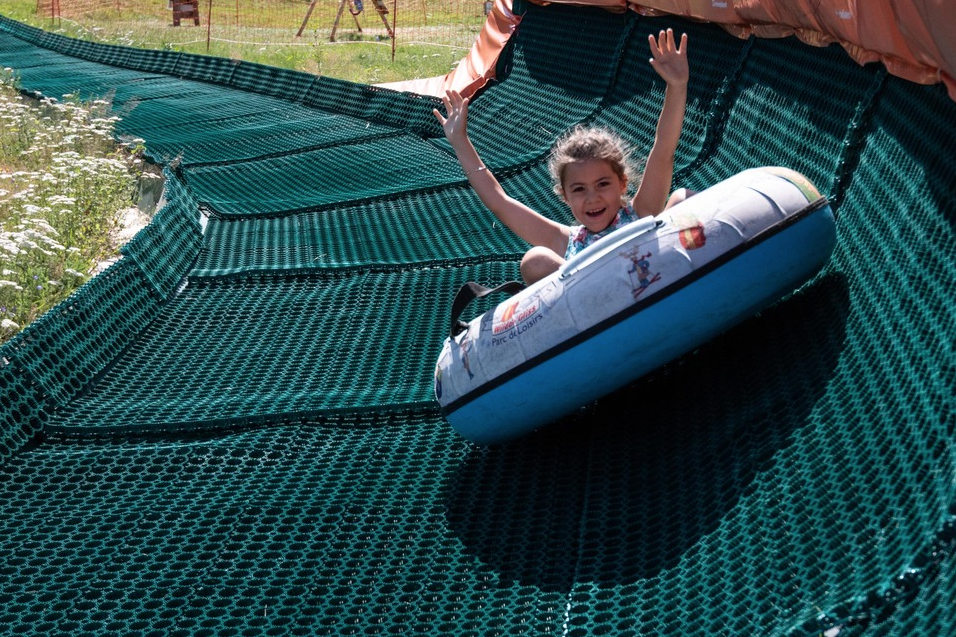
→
(547, 125, 636, 198)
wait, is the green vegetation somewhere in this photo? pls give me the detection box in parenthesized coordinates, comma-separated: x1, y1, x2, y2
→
(0, 70, 149, 342)
(0, 0, 483, 84)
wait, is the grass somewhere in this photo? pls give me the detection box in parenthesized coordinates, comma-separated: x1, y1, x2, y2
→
(0, 0, 485, 84)
(0, 70, 149, 343)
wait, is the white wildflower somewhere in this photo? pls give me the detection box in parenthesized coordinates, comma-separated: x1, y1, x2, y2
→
(48, 195, 76, 206)
(0, 238, 19, 256)
(1, 319, 19, 330)
(26, 219, 59, 236)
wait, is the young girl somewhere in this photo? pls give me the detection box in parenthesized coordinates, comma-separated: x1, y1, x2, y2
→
(433, 28, 691, 284)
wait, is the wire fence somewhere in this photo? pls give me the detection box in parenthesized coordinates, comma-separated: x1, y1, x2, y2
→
(33, 0, 490, 54)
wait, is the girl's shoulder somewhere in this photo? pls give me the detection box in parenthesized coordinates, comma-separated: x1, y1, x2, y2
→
(619, 204, 640, 224)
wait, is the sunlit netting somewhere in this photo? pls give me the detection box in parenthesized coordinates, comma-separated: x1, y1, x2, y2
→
(1, 2, 955, 635)
(32, 0, 487, 51)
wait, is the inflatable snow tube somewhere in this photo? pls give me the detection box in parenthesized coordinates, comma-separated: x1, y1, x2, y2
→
(434, 167, 837, 445)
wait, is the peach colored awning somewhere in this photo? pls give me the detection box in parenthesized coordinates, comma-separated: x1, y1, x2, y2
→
(544, 0, 956, 100)
(382, 1, 954, 101)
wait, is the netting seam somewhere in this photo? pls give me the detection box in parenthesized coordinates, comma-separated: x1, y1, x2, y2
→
(25, 285, 177, 423)
(673, 37, 753, 185)
(591, 10, 638, 115)
(0, 361, 52, 460)
(193, 160, 544, 220)
(168, 56, 238, 94)
(44, 334, 154, 415)
(184, 254, 524, 285)
(120, 219, 205, 298)
(43, 400, 443, 441)
(788, 508, 956, 636)
(177, 129, 412, 171)
(828, 66, 888, 212)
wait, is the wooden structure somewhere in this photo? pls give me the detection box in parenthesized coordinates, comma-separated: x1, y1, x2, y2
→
(171, 0, 200, 27)
(297, 0, 394, 42)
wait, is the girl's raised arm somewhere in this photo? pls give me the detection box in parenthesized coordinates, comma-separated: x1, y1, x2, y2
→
(631, 29, 689, 217)
(434, 91, 568, 254)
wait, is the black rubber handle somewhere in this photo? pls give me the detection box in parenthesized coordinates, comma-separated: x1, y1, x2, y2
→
(449, 280, 525, 338)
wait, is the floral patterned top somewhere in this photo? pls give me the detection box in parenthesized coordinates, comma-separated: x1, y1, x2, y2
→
(565, 205, 641, 258)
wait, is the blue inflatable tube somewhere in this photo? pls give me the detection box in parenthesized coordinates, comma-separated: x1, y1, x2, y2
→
(434, 167, 837, 445)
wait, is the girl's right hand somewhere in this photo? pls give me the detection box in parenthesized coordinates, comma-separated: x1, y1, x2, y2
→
(433, 90, 470, 143)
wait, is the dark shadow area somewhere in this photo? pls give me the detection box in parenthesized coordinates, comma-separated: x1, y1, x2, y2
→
(675, 35, 885, 200)
(445, 272, 850, 591)
(457, 2, 633, 167)
(501, 1, 629, 99)
(597, 15, 750, 140)
(874, 78, 956, 235)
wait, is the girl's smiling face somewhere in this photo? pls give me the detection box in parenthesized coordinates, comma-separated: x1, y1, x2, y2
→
(560, 158, 628, 233)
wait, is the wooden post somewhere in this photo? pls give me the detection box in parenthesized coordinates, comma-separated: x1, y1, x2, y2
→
(371, 0, 393, 39)
(329, 0, 348, 42)
(296, 0, 318, 38)
(205, 0, 212, 50)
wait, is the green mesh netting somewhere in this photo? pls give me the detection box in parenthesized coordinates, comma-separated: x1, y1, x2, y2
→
(180, 134, 466, 217)
(47, 261, 520, 435)
(591, 16, 753, 180)
(1, 258, 165, 409)
(428, 2, 628, 169)
(1, 1, 954, 635)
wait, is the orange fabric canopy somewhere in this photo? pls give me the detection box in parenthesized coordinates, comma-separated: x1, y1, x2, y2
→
(547, 0, 956, 100)
(381, 0, 955, 102)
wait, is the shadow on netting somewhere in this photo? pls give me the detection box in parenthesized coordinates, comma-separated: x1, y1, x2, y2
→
(444, 272, 850, 592)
